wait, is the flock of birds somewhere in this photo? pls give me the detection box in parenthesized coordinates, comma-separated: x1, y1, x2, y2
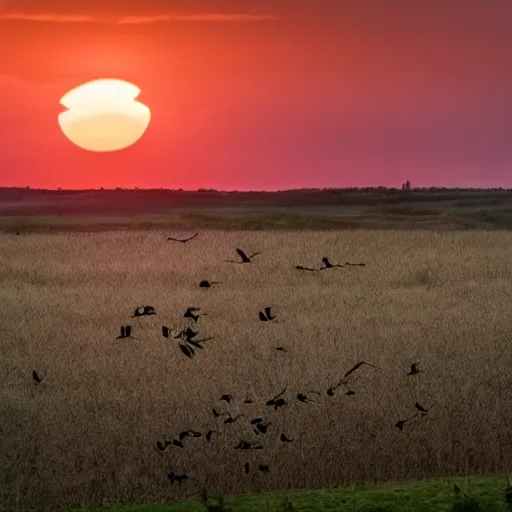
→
(30, 231, 437, 487)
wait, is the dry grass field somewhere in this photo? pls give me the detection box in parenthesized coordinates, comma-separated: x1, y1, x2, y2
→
(0, 229, 511, 511)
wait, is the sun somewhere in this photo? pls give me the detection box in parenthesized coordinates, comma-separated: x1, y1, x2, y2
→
(58, 78, 151, 152)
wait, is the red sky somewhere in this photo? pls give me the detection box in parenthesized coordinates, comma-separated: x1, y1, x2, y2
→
(1, 1, 511, 190)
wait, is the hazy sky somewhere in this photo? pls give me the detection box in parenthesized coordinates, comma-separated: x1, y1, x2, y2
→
(1, 1, 511, 190)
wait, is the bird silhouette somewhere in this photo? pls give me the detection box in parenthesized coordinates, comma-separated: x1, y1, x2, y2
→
(179, 430, 202, 441)
(199, 280, 221, 288)
(295, 265, 318, 271)
(342, 361, 378, 381)
(259, 307, 275, 322)
(407, 363, 421, 376)
(280, 434, 293, 443)
(167, 233, 198, 243)
(395, 413, 419, 431)
(131, 305, 156, 317)
(184, 307, 206, 322)
(116, 325, 134, 339)
(168, 472, 189, 484)
(414, 402, 435, 415)
(32, 370, 43, 384)
(266, 388, 286, 407)
(297, 391, 320, 403)
(235, 440, 262, 450)
(225, 248, 260, 264)
(258, 463, 270, 473)
(320, 257, 344, 269)
(179, 344, 195, 359)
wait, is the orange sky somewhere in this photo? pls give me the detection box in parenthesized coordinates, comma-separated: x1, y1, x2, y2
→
(1, 1, 512, 190)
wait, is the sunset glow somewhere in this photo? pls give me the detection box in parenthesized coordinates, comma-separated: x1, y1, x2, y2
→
(57, 79, 151, 152)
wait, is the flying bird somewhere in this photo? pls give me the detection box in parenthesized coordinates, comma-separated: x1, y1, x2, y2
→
(235, 440, 262, 450)
(258, 463, 270, 473)
(167, 233, 198, 243)
(297, 392, 320, 403)
(395, 413, 419, 431)
(258, 306, 275, 322)
(225, 248, 260, 264)
(342, 361, 378, 381)
(414, 402, 435, 415)
(167, 472, 189, 484)
(131, 305, 156, 317)
(295, 265, 318, 272)
(32, 370, 43, 384)
(266, 388, 287, 407)
(179, 344, 195, 359)
(199, 280, 221, 288)
(407, 363, 421, 376)
(183, 307, 206, 323)
(320, 257, 344, 269)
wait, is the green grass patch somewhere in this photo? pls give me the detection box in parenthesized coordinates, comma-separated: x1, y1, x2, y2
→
(65, 476, 510, 512)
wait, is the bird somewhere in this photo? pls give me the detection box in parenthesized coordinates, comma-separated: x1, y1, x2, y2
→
(235, 440, 262, 450)
(116, 325, 137, 340)
(167, 233, 198, 243)
(254, 422, 270, 435)
(184, 307, 206, 322)
(168, 472, 189, 484)
(32, 370, 43, 384)
(179, 344, 195, 359)
(342, 361, 378, 381)
(131, 305, 156, 317)
(295, 265, 318, 272)
(258, 306, 275, 322)
(175, 327, 199, 342)
(297, 391, 320, 403)
(407, 363, 421, 376)
(320, 257, 344, 269)
(280, 434, 293, 443)
(258, 463, 270, 473)
(220, 394, 233, 403)
(179, 430, 202, 440)
(414, 402, 434, 415)
(199, 280, 221, 288)
(266, 388, 287, 407)
(395, 413, 419, 431)
(225, 248, 260, 264)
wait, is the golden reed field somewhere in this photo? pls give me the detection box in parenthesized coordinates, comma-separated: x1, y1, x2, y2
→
(0, 229, 511, 510)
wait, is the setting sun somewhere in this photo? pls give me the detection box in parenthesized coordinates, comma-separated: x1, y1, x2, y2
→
(57, 78, 151, 152)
